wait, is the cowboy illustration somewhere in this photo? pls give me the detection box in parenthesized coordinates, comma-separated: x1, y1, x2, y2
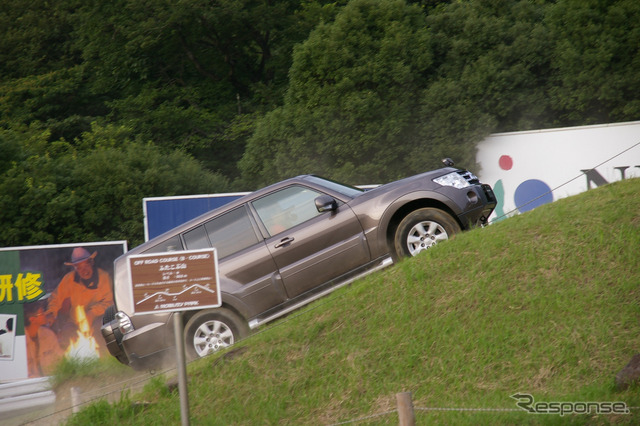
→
(45, 247, 113, 351)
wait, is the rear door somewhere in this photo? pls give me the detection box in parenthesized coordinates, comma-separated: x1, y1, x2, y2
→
(251, 185, 370, 299)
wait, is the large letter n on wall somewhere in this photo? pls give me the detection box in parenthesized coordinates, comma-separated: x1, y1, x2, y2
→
(580, 169, 608, 189)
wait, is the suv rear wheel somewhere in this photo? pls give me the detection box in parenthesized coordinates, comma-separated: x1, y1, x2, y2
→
(184, 308, 249, 360)
(393, 208, 461, 259)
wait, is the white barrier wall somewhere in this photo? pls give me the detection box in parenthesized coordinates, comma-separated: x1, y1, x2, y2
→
(476, 121, 640, 222)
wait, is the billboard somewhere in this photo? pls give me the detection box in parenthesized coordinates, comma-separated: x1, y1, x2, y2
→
(0, 241, 127, 381)
(477, 121, 640, 221)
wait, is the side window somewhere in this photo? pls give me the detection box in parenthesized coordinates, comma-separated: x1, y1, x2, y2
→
(144, 235, 183, 253)
(183, 225, 209, 250)
(184, 206, 259, 259)
(252, 186, 324, 236)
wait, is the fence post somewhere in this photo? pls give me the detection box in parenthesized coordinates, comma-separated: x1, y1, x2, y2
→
(396, 392, 415, 426)
(71, 387, 82, 413)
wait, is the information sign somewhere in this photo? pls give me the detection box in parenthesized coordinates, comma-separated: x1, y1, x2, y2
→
(128, 249, 220, 315)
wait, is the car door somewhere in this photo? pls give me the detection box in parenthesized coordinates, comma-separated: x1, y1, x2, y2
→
(181, 205, 287, 316)
(251, 185, 370, 299)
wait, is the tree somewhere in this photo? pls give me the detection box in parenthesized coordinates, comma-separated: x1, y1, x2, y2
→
(0, 0, 80, 80)
(406, 0, 554, 173)
(71, 0, 340, 176)
(546, 0, 640, 124)
(0, 66, 101, 142)
(0, 1, 100, 142)
(0, 126, 229, 247)
(240, 0, 560, 187)
(1, 0, 339, 179)
(421, 0, 553, 131)
(241, 0, 434, 186)
(4, 0, 640, 247)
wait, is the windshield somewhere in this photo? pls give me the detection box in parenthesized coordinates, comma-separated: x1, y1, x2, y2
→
(304, 175, 365, 198)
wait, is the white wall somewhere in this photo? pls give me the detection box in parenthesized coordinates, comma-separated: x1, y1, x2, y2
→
(0, 336, 28, 381)
(476, 121, 640, 221)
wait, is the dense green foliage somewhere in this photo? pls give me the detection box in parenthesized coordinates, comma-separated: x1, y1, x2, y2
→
(241, 0, 434, 184)
(65, 178, 640, 424)
(1, 0, 639, 246)
(0, 125, 229, 246)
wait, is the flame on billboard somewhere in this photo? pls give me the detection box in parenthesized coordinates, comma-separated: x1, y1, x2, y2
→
(64, 305, 100, 359)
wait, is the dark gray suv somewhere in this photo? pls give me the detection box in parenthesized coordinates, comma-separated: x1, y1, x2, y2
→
(102, 161, 496, 369)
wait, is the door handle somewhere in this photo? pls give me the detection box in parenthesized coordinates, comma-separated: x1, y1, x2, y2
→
(274, 237, 295, 248)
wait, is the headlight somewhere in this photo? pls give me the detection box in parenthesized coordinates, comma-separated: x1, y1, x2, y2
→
(115, 311, 134, 335)
(433, 172, 472, 189)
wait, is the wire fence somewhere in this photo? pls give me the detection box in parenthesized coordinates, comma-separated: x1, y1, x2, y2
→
(16, 368, 161, 425)
(329, 392, 638, 425)
(21, 383, 640, 426)
(331, 407, 638, 426)
(331, 406, 522, 425)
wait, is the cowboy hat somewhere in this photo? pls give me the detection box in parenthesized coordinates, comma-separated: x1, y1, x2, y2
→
(65, 247, 98, 265)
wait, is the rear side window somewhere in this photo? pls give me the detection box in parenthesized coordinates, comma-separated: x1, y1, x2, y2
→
(145, 235, 183, 253)
(183, 225, 209, 250)
(184, 206, 259, 258)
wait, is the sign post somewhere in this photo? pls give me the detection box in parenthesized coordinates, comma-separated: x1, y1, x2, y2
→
(127, 248, 221, 426)
(174, 311, 189, 426)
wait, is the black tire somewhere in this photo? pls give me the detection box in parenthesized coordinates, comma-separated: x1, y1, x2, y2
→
(393, 208, 461, 260)
(183, 308, 249, 360)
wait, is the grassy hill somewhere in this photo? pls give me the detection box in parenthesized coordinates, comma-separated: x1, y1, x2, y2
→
(69, 178, 640, 425)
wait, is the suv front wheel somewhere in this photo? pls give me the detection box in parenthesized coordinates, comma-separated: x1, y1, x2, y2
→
(184, 308, 249, 360)
(393, 208, 461, 259)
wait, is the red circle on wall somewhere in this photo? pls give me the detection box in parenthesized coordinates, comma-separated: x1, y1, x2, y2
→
(499, 155, 513, 170)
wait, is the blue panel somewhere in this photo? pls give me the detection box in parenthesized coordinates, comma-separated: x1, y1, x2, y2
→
(146, 195, 243, 240)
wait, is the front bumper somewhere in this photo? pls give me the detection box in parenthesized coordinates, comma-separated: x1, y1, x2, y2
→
(454, 183, 497, 228)
(101, 315, 129, 365)
(101, 309, 175, 370)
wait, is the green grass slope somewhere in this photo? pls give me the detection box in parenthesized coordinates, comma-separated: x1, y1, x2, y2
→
(70, 178, 640, 425)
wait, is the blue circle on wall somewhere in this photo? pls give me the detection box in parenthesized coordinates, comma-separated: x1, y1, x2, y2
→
(514, 179, 553, 213)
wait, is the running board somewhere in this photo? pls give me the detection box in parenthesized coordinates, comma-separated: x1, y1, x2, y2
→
(248, 257, 393, 329)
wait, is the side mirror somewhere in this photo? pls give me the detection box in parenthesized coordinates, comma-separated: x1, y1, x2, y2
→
(315, 195, 338, 212)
